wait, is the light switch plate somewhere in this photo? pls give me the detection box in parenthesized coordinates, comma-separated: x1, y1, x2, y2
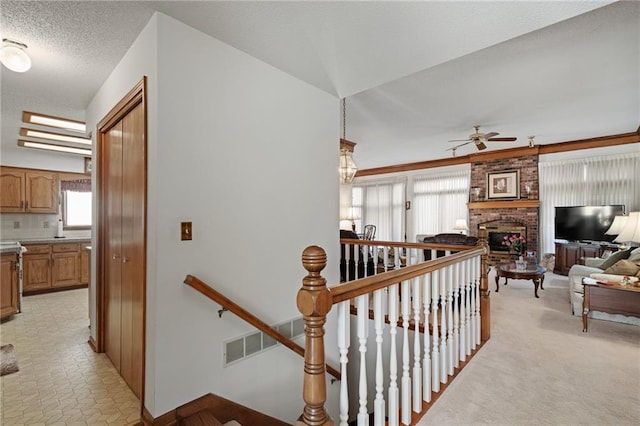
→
(181, 222, 192, 241)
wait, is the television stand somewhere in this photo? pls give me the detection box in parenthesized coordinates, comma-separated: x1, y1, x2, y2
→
(553, 241, 619, 276)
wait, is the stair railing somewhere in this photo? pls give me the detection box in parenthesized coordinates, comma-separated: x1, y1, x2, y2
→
(297, 228, 490, 426)
(184, 274, 341, 380)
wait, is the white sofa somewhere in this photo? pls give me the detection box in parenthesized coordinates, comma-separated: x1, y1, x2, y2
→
(567, 248, 640, 326)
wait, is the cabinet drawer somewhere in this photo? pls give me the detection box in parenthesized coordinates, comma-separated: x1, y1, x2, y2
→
(23, 244, 51, 255)
(53, 243, 79, 253)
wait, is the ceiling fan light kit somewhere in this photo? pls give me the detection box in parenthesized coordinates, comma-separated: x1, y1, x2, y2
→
(0, 38, 31, 72)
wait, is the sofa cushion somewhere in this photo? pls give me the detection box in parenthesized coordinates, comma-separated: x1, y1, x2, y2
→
(597, 248, 632, 270)
(603, 259, 640, 276)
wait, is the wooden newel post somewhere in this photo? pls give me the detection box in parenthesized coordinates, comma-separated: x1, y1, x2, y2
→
(297, 246, 334, 426)
(477, 227, 491, 341)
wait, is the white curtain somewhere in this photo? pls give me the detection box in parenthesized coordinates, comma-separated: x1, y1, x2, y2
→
(539, 152, 640, 254)
(412, 166, 471, 236)
(352, 179, 406, 241)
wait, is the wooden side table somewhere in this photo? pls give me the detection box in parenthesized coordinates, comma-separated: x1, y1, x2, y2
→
(582, 279, 640, 332)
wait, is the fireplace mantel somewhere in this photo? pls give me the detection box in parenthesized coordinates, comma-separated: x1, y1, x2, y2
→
(468, 200, 540, 210)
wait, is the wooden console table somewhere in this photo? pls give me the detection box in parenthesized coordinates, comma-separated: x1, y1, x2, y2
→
(582, 280, 640, 332)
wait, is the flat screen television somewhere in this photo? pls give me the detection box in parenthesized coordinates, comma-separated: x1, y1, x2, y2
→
(554, 205, 625, 243)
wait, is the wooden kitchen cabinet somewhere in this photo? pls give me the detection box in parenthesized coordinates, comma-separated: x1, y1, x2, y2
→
(0, 167, 59, 214)
(22, 241, 89, 294)
(1, 252, 19, 319)
(23, 244, 52, 292)
(52, 243, 80, 288)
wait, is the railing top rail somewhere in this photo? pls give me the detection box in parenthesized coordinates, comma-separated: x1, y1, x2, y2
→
(329, 247, 485, 304)
(340, 238, 477, 251)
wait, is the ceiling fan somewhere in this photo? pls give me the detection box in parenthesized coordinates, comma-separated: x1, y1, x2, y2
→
(446, 125, 517, 155)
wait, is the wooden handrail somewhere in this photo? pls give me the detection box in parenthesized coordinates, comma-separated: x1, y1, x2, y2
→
(184, 274, 341, 381)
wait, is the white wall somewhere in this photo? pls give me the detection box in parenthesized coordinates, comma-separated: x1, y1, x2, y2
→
(87, 12, 340, 422)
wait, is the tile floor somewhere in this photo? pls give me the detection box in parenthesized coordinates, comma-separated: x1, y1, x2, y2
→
(0, 288, 140, 425)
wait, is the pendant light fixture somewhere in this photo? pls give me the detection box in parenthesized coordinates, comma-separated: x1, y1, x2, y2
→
(0, 39, 32, 73)
(339, 98, 358, 184)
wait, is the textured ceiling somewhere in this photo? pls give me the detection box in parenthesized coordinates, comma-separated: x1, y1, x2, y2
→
(1, 1, 637, 170)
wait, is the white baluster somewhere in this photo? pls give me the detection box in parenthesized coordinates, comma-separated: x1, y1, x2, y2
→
(374, 289, 385, 426)
(388, 284, 399, 426)
(470, 259, 477, 351)
(440, 267, 447, 384)
(431, 269, 440, 393)
(465, 258, 472, 356)
(459, 260, 467, 363)
(401, 279, 411, 425)
(446, 265, 454, 377)
(475, 256, 481, 346)
(422, 272, 432, 403)
(357, 294, 369, 426)
(452, 263, 460, 370)
(337, 301, 350, 426)
(412, 276, 422, 412)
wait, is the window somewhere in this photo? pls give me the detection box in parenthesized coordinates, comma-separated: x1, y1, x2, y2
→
(412, 166, 470, 236)
(61, 178, 92, 229)
(352, 179, 406, 241)
(538, 152, 640, 253)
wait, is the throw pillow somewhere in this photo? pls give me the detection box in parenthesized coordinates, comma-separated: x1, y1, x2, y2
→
(597, 248, 632, 270)
(603, 259, 640, 276)
(627, 247, 640, 262)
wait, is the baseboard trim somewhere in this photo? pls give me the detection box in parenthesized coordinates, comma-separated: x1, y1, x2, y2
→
(87, 336, 98, 352)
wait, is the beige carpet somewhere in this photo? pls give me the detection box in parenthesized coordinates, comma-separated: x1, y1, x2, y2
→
(418, 270, 640, 425)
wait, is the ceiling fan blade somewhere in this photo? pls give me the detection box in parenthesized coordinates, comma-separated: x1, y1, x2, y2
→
(482, 132, 499, 139)
(448, 139, 470, 142)
(487, 137, 517, 142)
(474, 140, 487, 150)
(447, 141, 472, 150)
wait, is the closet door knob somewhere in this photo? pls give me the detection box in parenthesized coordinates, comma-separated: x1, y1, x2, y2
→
(112, 254, 120, 260)
(122, 257, 130, 263)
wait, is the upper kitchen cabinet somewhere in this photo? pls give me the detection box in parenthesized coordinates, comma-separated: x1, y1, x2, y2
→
(0, 167, 59, 214)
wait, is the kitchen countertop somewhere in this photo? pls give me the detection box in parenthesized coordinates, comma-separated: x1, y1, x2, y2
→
(0, 242, 24, 254)
(4, 237, 91, 245)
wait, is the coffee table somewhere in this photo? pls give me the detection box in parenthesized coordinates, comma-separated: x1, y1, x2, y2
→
(495, 263, 547, 298)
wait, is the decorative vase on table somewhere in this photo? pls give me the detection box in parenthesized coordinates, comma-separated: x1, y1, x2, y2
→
(515, 256, 527, 271)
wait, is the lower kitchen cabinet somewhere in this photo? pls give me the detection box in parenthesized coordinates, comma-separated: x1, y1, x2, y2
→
(22, 241, 90, 294)
(23, 245, 52, 292)
(1, 252, 19, 319)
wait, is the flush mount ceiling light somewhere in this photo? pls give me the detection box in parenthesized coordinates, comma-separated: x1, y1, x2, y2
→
(0, 38, 31, 72)
(20, 128, 91, 145)
(339, 98, 358, 184)
(23, 111, 86, 133)
(18, 140, 92, 156)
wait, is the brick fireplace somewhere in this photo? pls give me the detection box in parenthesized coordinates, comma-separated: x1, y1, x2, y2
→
(467, 148, 540, 265)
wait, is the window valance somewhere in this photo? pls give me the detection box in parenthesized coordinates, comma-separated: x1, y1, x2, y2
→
(61, 179, 91, 192)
